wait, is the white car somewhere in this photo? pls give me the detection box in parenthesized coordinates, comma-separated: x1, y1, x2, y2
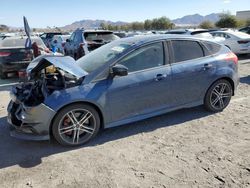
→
(165, 29, 224, 43)
(210, 30, 250, 54)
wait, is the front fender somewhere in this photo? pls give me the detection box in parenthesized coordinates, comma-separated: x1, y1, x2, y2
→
(43, 81, 109, 123)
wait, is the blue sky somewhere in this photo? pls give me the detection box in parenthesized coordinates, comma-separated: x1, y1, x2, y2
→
(0, 0, 249, 28)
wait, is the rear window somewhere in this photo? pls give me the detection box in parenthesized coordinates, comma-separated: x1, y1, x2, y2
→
(84, 32, 119, 42)
(0, 37, 45, 48)
(203, 41, 221, 55)
(171, 40, 204, 63)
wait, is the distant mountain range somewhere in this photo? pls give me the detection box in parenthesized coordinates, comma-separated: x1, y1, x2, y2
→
(172, 13, 220, 25)
(61, 20, 128, 31)
(61, 13, 221, 31)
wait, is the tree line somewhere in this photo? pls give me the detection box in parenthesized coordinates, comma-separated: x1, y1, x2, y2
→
(199, 13, 250, 29)
(100, 16, 175, 31)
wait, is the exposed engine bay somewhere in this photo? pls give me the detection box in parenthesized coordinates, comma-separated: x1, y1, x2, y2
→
(10, 55, 86, 107)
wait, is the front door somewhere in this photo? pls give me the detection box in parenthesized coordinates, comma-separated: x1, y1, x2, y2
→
(106, 42, 173, 124)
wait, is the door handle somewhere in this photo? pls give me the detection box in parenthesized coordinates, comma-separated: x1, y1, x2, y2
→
(203, 63, 213, 70)
(155, 74, 167, 81)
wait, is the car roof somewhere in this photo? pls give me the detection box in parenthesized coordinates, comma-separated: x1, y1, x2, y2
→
(211, 30, 250, 36)
(116, 34, 216, 45)
(75, 28, 113, 33)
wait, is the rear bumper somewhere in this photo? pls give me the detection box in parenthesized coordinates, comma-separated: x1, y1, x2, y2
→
(7, 100, 56, 141)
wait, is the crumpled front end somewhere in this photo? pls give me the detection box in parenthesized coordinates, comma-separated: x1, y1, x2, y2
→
(6, 55, 86, 141)
(7, 100, 56, 141)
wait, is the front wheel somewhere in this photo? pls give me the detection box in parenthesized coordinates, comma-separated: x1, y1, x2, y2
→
(204, 79, 233, 112)
(52, 103, 101, 146)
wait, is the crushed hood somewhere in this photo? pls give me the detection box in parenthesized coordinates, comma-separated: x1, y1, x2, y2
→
(27, 55, 88, 79)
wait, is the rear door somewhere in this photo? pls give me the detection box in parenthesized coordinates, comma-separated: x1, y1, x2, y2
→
(169, 39, 215, 105)
(106, 42, 174, 125)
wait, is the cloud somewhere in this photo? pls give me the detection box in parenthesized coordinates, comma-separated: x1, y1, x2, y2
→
(222, 0, 231, 3)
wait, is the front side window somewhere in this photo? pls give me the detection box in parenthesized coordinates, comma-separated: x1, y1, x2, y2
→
(171, 40, 204, 63)
(118, 42, 164, 73)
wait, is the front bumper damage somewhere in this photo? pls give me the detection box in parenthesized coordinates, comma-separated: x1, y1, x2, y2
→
(7, 100, 56, 141)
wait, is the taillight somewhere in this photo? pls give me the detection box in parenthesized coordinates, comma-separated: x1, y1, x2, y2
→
(0, 52, 11, 57)
(225, 52, 238, 64)
(237, 40, 249, 44)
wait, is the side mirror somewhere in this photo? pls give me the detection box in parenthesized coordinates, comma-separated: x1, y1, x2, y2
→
(111, 64, 128, 77)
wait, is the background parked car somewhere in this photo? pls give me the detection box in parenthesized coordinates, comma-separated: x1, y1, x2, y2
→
(50, 34, 70, 54)
(65, 29, 120, 59)
(0, 36, 47, 79)
(165, 29, 224, 42)
(210, 30, 250, 54)
(239, 26, 250, 35)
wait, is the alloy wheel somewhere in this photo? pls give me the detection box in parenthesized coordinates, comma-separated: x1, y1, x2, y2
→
(210, 82, 232, 111)
(58, 108, 96, 145)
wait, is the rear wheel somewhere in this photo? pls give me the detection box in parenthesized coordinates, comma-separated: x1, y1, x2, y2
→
(52, 103, 100, 146)
(204, 79, 233, 112)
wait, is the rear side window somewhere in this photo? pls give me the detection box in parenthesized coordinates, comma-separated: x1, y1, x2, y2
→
(171, 40, 204, 63)
(203, 41, 221, 55)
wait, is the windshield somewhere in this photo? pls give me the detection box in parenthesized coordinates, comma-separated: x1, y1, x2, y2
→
(77, 40, 132, 73)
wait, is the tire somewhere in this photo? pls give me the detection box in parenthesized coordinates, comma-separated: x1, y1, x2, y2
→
(204, 79, 233, 112)
(52, 103, 101, 146)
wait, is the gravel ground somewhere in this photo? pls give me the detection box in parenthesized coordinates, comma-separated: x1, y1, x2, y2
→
(0, 56, 249, 188)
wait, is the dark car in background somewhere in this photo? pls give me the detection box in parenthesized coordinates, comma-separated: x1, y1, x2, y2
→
(8, 35, 239, 146)
(65, 29, 119, 59)
(239, 26, 250, 35)
(0, 36, 46, 79)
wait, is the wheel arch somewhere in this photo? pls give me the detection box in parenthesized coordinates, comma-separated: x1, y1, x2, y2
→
(49, 101, 105, 138)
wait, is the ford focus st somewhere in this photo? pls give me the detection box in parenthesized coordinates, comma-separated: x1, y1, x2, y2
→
(7, 35, 239, 146)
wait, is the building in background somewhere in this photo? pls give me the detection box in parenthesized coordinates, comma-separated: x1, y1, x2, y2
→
(236, 10, 250, 20)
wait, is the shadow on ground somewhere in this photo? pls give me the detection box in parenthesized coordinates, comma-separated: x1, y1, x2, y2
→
(0, 106, 212, 169)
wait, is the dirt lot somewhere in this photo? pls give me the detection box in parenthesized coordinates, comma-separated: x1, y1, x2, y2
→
(0, 56, 249, 188)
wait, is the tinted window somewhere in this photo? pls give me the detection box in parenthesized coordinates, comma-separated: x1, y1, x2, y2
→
(118, 42, 164, 72)
(203, 41, 221, 55)
(84, 32, 119, 42)
(171, 40, 204, 63)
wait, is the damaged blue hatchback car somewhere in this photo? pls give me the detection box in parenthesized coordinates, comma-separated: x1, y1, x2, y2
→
(7, 35, 239, 146)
